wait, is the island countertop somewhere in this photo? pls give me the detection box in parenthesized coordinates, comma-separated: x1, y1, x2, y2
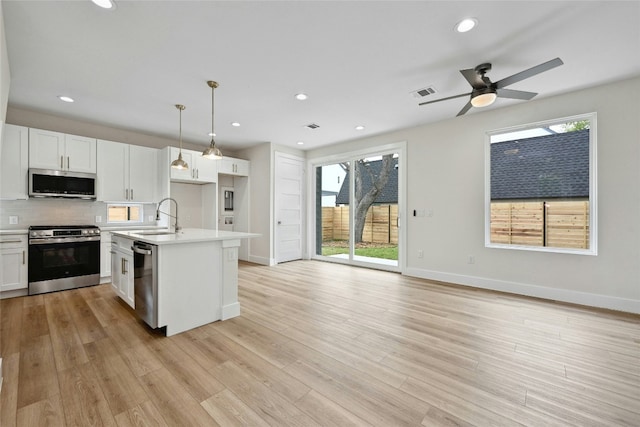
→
(111, 228, 259, 246)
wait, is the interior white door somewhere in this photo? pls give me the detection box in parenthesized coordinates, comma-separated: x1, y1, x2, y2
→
(275, 152, 305, 263)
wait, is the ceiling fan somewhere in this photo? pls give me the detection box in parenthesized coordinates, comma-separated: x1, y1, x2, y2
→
(419, 57, 564, 116)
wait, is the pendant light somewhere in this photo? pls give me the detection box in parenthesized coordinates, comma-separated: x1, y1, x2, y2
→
(171, 104, 189, 170)
(201, 80, 223, 159)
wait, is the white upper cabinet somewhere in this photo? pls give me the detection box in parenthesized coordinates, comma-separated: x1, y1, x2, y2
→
(169, 147, 217, 183)
(1, 124, 29, 200)
(29, 128, 97, 173)
(129, 145, 158, 202)
(218, 157, 249, 177)
(97, 140, 158, 203)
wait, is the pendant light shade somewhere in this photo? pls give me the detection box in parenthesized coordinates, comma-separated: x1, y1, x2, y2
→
(171, 104, 189, 170)
(202, 80, 223, 159)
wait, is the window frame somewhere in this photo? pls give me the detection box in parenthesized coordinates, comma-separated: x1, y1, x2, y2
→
(107, 203, 144, 224)
(484, 112, 597, 255)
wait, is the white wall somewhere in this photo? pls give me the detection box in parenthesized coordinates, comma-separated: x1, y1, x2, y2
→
(0, 0, 9, 121)
(236, 142, 273, 265)
(308, 76, 640, 313)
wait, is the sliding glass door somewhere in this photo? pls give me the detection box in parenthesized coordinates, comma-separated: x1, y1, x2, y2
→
(315, 151, 400, 270)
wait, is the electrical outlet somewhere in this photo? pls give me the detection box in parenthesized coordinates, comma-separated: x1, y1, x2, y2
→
(417, 250, 424, 259)
(9, 216, 18, 225)
(426, 209, 434, 217)
(468, 255, 475, 264)
(148, 215, 155, 222)
(95, 215, 102, 223)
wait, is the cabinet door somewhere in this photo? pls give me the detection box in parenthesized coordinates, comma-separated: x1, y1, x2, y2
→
(29, 128, 65, 170)
(110, 246, 121, 294)
(129, 145, 158, 202)
(194, 155, 218, 183)
(217, 158, 233, 175)
(233, 159, 250, 176)
(218, 157, 249, 176)
(100, 232, 112, 278)
(97, 140, 128, 201)
(0, 236, 28, 292)
(169, 147, 194, 181)
(1, 124, 29, 200)
(123, 253, 134, 308)
(65, 134, 97, 173)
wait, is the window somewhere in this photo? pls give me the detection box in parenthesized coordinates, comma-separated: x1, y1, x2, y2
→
(486, 113, 596, 254)
(107, 204, 142, 223)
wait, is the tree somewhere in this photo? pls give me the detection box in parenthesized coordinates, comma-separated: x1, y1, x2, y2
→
(340, 154, 395, 243)
(562, 120, 590, 132)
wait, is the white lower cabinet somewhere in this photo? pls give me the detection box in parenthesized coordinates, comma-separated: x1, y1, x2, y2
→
(0, 234, 28, 292)
(111, 235, 134, 308)
(100, 231, 112, 281)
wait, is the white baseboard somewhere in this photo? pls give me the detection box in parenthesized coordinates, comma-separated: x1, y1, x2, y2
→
(248, 255, 275, 266)
(404, 267, 640, 314)
(221, 302, 241, 320)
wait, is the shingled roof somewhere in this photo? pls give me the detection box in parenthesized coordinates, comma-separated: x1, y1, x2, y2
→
(335, 158, 398, 205)
(491, 129, 589, 200)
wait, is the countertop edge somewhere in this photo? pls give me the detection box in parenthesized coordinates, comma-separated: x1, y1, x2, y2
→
(111, 228, 260, 246)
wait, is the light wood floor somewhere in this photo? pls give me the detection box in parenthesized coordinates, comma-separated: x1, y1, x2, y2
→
(1, 260, 639, 426)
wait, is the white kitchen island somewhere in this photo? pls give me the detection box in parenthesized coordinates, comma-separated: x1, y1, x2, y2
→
(111, 228, 258, 336)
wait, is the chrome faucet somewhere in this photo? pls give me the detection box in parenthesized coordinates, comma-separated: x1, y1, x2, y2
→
(155, 197, 181, 232)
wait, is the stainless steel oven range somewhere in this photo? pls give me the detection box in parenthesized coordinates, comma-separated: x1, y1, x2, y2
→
(28, 225, 101, 295)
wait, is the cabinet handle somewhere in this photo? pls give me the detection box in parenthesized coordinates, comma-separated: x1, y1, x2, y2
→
(0, 240, 22, 244)
(130, 188, 134, 200)
(196, 169, 199, 179)
(23, 250, 25, 265)
(67, 156, 70, 169)
(61, 156, 64, 169)
(125, 188, 129, 200)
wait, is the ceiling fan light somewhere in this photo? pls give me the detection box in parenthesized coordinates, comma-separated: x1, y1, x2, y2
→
(471, 92, 497, 108)
(455, 18, 477, 33)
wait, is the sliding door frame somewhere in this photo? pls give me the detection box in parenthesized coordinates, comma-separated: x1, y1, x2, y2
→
(307, 141, 407, 273)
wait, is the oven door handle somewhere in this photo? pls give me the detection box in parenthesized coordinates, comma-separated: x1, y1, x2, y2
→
(29, 236, 101, 245)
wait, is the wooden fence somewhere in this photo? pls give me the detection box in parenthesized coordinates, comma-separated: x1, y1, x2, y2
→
(322, 205, 398, 244)
(490, 200, 589, 249)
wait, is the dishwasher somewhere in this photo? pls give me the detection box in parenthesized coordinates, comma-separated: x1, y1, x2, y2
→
(132, 241, 158, 328)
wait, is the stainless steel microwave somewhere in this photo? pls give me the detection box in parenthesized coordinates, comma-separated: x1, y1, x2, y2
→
(29, 168, 97, 199)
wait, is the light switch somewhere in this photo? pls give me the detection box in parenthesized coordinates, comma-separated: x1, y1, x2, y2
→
(9, 216, 18, 224)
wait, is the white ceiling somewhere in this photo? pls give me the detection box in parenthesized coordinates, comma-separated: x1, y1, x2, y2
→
(3, 1, 640, 152)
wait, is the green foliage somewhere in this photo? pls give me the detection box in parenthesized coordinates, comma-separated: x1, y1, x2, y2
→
(561, 120, 590, 132)
(321, 242, 398, 260)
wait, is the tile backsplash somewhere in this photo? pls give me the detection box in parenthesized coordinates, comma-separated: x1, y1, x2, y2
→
(0, 198, 158, 229)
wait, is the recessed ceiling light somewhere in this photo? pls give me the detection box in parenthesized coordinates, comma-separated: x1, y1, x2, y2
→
(294, 93, 308, 101)
(297, 141, 304, 145)
(231, 122, 240, 127)
(455, 18, 477, 33)
(355, 125, 365, 131)
(91, 0, 116, 10)
(58, 95, 74, 103)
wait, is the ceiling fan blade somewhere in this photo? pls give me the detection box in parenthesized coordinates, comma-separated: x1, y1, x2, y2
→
(419, 92, 471, 106)
(496, 88, 538, 100)
(460, 68, 485, 89)
(456, 100, 473, 116)
(495, 57, 564, 89)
